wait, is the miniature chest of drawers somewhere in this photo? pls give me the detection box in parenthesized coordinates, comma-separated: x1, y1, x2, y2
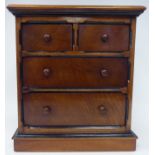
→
(8, 5, 146, 151)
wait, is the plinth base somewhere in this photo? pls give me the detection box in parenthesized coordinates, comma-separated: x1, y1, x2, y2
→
(13, 130, 137, 152)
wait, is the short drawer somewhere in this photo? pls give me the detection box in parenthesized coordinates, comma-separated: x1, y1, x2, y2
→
(23, 57, 128, 88)
(79, 24, 130, 52)
(22, 24, 72, 51)
(23, 92, 126, 126)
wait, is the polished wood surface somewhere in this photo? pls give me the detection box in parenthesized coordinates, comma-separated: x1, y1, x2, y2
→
(7, 5, 146, 151)
(23, 57, 128, 88)
(22, 24, 72, 51)
(20, 16, 131, 24)
(127, 18, 137, 130)
(79, 24, 129, 51)
(24, 92, 126, 126)
(14, 132, 137, 151)
(16, 17, 23, 132)
(7, 5, 146, 16)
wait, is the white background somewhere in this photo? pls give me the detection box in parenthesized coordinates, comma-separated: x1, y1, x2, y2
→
(5, 0, 149, 155)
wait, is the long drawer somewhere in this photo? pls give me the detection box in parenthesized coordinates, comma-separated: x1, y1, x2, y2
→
(23, 57, 128, 89)
(23, 92, 126, 126)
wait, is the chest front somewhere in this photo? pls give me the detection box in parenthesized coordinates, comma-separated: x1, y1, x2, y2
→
(7, 5, 146, 152)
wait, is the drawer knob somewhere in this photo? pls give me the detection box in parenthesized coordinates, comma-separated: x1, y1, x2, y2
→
(43, 68, 51, 77)
(43, 34, 52, 42)
(98, 105, 106, 111)
(101, 34, 109, 43)
(100, 69, 109, 77)
(43, 106, 51, 115)
(98, 105, 107, 115)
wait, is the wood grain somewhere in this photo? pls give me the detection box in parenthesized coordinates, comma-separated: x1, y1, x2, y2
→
(7, 5, 146, 16)
(22, 126, 127, 134)
(13, 131, 137, 151)
(23, 92, 126, 126)
(22, 50, 130, 57)
(23, 57, 128, 88)
(127, 18, 137, 129)
(20, 16, 131, 24)
(7, 5, 146, 151)
(15, 17, 24, 133)
(22, 24, 72, 51)
(79, 24, 130, 52)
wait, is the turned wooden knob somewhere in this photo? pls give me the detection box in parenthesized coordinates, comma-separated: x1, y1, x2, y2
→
(100, 69, 109, 77)
(98, 105, 106, 112)
(43, 68, 51, 77)
(101, 34, 109, 42)
(43, 34, 52, 42)
(43, 106, 51, 115)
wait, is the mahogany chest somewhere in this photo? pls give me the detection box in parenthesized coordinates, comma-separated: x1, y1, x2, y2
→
(7, 5, 146, 151)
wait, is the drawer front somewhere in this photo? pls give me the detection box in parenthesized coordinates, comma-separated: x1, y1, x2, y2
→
(22, 24, 72, 51)
(79, 24, 130, 52)
(23, 57, 128, 88)
(24, 93, 126, 126)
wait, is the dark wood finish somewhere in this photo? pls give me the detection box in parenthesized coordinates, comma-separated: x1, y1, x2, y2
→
(127, 18, 137, 129)
(20, 16, 131, 24)
(79, 24, 129, 52)
(14, 137, 136, 151)
(24, 92, 126, 126)
(23, 57, 128, 88)
(7, 5, 146, 16)
(22, 24, 72, 51)
(15, 138, 136, 152)
(22, 50, 130, 57)
(22, 126, 127, 134)
(16, 17, 24, 133)
(13, 130, 137, 151)
(7, 5, 146, 152)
